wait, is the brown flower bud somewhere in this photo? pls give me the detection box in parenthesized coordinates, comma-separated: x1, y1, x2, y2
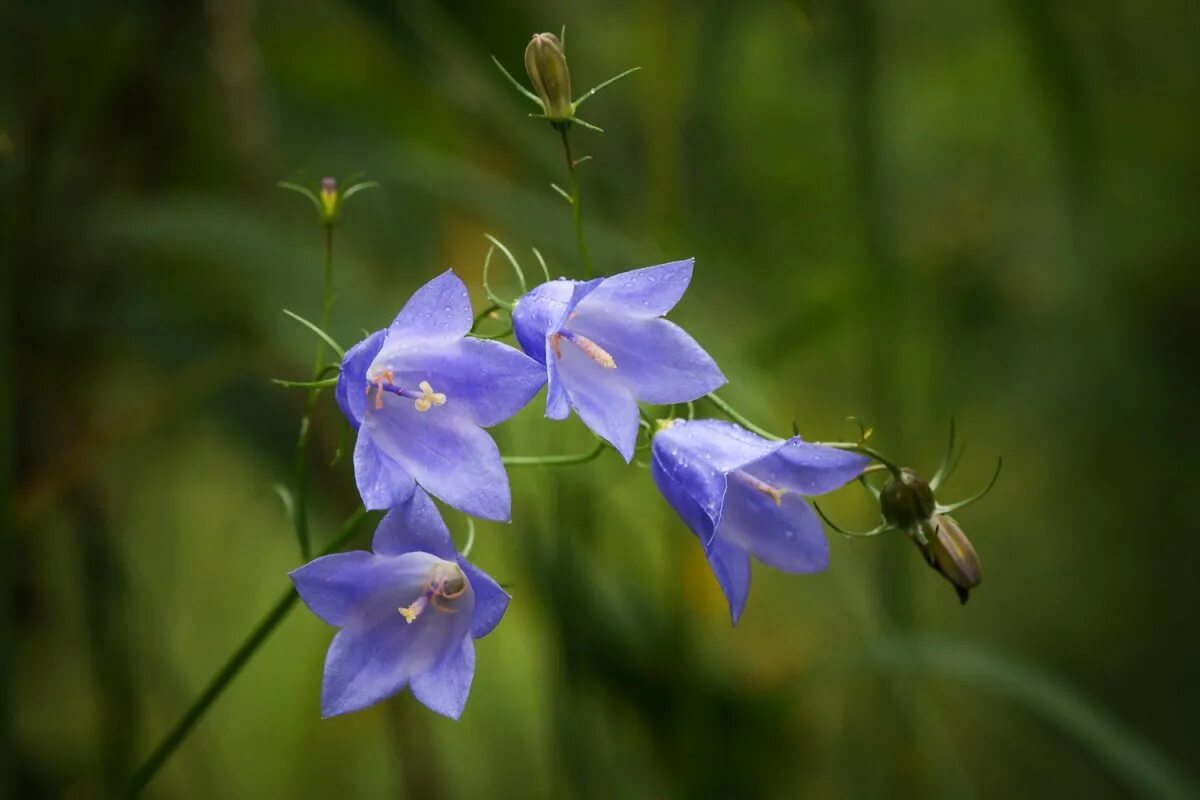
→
(917, 514, 982, 604)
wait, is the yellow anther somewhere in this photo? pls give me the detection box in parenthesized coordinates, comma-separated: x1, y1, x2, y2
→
(398, 596, 427, 624)
(414, 380, 446, 413)
(574, 335, 616, 369)
(656, 418, 679, 431)
(735, 470, 789, 507)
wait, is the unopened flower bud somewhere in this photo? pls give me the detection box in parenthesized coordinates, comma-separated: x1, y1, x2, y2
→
(917, 514, 981, 604)
(524, 33, 573, 122)
(879, 468, 936, 529)
(319, 177, 339, 223)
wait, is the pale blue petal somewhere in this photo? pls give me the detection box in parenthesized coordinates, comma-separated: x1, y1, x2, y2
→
(743, 439, 869, 497)
(707, 538, 751, 625)
(372, 488, 456, 559)
(364, 398, 511, 521)
(655, 419, 776, 474)
(458, 558, 509, 639)
(511, 278, 604, 360)
(716, 479, 829, 574)
(410, 638, 475, 720)
(544, 341, 570, 420)
(555, 338, 639, 461)
(567, 313, 725, 404)
(353, 431, 416, 511)
(575, 259, 694, 318)
(650, 440, 724, 547)
(388, 270, 473, 345)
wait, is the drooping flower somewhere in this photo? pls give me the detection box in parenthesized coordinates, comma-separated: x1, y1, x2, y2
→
(336, 270, 546, 521)
(650, 419, 868, 623)
(290, 489, 510, 719)
(511, 260, 726, 461)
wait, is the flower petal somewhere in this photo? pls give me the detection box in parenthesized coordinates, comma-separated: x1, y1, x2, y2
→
(555, 339, 639, 461)
(567, 313, 725, 404)
(336, 328, 386, 429)
(372, 488, 456, 559)
(373, 338, 545, 428)
(650, 442, 724, 546)
(575, 259, 694, 318)
(387, 270, 473, 345)
(364, 398, 511, 521)
(716, 479, 829, 574)
(410, 638, 476, 720)
(353, 431, 417, 511)
(290, 551, 407, 628)
(706, 537, 751, 626)
(656, 419, 776, 473)
(743, 439, 869, 497)
(459, 557, 509, 639)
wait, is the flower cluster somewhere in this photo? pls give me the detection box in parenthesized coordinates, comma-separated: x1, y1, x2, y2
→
(292, 261, 868, 719)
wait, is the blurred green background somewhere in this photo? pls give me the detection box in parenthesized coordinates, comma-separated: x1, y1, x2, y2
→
(4, 0, 1200, 797)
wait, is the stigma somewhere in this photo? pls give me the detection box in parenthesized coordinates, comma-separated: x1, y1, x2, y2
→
(549, 329, 616, 369)
(398, 562, 468, 624)
(733, 470, 789, 507)
(366, 371, 447, 413)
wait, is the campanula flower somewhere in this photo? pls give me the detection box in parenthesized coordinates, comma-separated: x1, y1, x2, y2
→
(650, 419, 868, 623)
(336, 270, 546, 521)
(511, 260, 725, 461)
(290, 489, 510, 719)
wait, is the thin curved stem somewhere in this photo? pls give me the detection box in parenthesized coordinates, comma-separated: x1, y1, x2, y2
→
(502, 440, 607, 467)
(125, 507, 370, 798)
(558, 125, 592, 278)
(704, 392, 783, 441)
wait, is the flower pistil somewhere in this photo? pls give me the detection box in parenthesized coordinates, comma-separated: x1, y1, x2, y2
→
(367, 371, 447, 413)
(549, 329, 616, 368)
(399, 561, 468, 624)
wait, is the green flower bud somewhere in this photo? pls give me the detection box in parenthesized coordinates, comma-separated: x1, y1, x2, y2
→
(879, 468, 936, 529)
(916, 514, 981, 604)
(319, 177, 339, 224)
(524, 32, 573, 122)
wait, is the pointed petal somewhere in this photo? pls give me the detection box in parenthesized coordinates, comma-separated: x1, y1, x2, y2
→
(459, 558, 509, 638)
(717, 479, 829, 574)
(335, 329, 386, 428)
(353, 430, 417, 511)
(364, 400, 511, 521)
(373, 338, 545, 428)
(575, 259, 694, 318)
(388, 270, 473, 345)
(706, 537, 751, 625)
(555, 339, 639, 461)
(410, 638, 476, 720)
(744, 439, 868, 497)
(372, 488, 456, 559)
(568, 313, 725, 404)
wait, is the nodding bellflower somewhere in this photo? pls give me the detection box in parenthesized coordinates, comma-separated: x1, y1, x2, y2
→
(336, 270, 546, 521)
(651, 419, 868, 623)
(511, 260, 725, 461)
(290, 489, 510, 719)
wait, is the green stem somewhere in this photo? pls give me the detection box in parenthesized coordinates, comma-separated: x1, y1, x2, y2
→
(502, 440, 607, 467)
(292, 225, 335, 560)
(125, 507, 370, 798)
(558, 125, 592, 278)
(703, 392, 781, 441)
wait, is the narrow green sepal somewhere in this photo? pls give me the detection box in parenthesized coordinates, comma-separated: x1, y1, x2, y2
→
(937, 457, 1003, 514)
(572, 66, 642, 110)
(282, 309, 345, 358)
(492, 55, 542, 105)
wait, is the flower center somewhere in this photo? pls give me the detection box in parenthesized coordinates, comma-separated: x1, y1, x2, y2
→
(398, 562, 467, 624)
(549, 328, 616, 369)
(366, 371, 447, 413)
(731, 470, 789, 507)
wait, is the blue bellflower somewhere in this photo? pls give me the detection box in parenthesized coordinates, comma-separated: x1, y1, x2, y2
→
(336, 270, 546, 521)
(290, 489, 510, 719)
(511, 259, 726, 461)
(650, 419, 868, 623)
